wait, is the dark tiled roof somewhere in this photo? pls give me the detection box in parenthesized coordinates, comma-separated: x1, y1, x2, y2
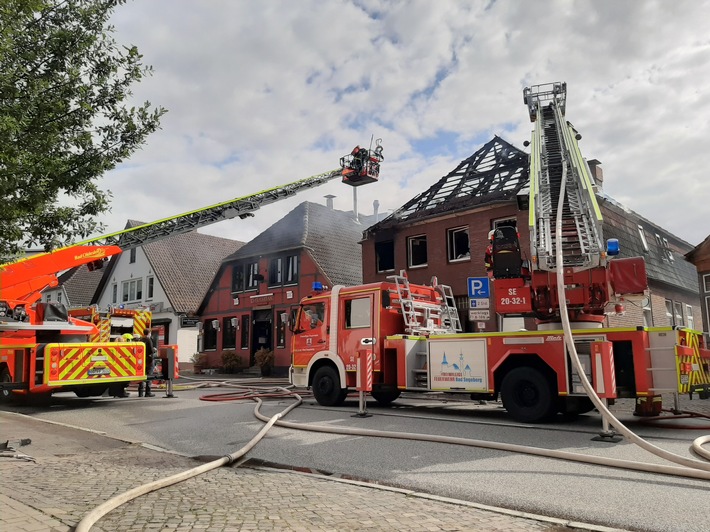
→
(685, 234, 710, 264)
(599, 197, 698, 293)
(142, 229, 244, 313)
(58, 265, 105, 307)
(225, 202, 372, 287)
(366, 136, 528, 235)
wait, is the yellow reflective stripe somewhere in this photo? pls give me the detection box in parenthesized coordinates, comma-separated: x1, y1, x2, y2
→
(564, 122, 603, 221)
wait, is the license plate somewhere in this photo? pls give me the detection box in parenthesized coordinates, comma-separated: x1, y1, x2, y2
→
(88, 367, 111, 376)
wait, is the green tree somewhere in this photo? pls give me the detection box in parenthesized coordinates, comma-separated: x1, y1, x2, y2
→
(0, 0, 165, 257)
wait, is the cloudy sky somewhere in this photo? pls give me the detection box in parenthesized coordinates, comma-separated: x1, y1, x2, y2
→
(102, 0, 710, 248)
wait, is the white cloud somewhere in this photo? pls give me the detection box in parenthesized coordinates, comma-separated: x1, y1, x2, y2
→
(98, 0, 710, 246)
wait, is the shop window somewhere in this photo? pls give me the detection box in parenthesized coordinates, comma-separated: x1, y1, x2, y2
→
(407, 235, 427, 268)
(240, 315, 249, 349)
(447, 226, 470, 261)
(285, 255, 298, 284)
(375, 241, 395, 272)
(203, 320, 218, 350)
(276, 313, 286, 348)
(223, 317, 237, 349)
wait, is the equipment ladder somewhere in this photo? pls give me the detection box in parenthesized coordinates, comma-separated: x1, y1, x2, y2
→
(388, 271, 460, 335)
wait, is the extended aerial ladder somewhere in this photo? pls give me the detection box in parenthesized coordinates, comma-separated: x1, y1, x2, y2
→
(491, 83, 647, 323)
(0, 142, 383, 305)
(523, 82, 605, 272)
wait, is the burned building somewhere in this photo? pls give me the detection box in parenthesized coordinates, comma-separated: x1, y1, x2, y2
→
(361, 136, 701, 332)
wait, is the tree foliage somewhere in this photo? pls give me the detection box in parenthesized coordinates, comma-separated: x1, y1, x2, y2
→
(0, 0, 165, 257)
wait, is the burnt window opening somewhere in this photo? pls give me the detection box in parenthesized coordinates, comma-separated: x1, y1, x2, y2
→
(285, 255, 298, 284)
(408, 235, 427, 268)
(247, 262, 259, 289)
(203, 320, 218, 350)
(232, 264, 245, 293)
(375, 241, 395, 272)
(447, 226, 470, 261)
(269, 258, 282, 286)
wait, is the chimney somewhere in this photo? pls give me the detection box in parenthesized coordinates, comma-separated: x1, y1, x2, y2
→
(373, 200, 380, 221)
(587, 159, 603, 193)
(324, 195, 335, 209)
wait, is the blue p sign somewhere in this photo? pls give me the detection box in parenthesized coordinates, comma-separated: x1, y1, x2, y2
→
(468, 277, 490, 298)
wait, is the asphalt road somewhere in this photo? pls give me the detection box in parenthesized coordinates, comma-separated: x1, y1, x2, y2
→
(3, 386, 710, 532)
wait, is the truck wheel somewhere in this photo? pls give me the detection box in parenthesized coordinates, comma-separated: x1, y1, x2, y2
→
(501, 367, 557, 423)
(371, 389, 401, 406)
(1, 368, 12, 402)
(312, 366, 346, 406)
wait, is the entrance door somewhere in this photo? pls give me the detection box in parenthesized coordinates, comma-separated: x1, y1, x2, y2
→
(251, 309, 272, 366)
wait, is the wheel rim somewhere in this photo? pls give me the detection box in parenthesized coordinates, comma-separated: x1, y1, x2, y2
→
(317, 375, 335, 396)
(515, 380, 539, 407)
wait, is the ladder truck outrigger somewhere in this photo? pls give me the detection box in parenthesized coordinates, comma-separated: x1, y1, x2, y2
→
(289, 84, 710, 423)
(0, 142, 383, 401)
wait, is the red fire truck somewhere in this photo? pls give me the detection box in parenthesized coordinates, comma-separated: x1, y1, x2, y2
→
(289, 84, 710, 422)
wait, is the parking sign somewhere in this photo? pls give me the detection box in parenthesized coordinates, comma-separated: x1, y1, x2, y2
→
(467, 277, 490, 298)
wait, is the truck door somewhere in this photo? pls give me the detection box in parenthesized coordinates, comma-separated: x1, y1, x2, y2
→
(292, 301, 327, 367)
(340, 293, 379, 372)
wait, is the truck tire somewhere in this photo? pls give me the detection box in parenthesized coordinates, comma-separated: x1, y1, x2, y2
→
(312, 366, 347, 406)
(371, 389, 401, 406)
(1, 368, 12, 402)
(501, 366, 557, 423)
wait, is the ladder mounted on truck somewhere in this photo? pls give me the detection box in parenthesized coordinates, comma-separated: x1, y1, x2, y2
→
(524, 82, 604, 272)
(388, 270, 461, 336)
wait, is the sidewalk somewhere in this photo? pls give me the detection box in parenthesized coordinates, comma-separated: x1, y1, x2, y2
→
(0, 411, 621, 532)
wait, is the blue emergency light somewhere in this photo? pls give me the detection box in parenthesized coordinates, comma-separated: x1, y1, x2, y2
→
(606, 238, 620, 256)
(312, 282, 324, 291)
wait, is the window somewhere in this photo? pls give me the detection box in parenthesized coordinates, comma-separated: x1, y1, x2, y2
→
(665, 299, 673, 325)
(57, 292, 62, 304)
(375, 241, 395, 272)
(121, 279, 143, 303)
(703, 274, 710, 293)
(240, 315, 249, 349)
(673, 301, 683, 326)
(638, 226, 649, 252)
(494, 217, 517, 230)
(232, 264, 245, 293)
(285, 255, 298, 284)
(662, 238, 674, 262)
(203, 320, 218, 350)
(146, 276, 154, 300)
(111, 283, 118, 304)
(276, 312, 286, 348)
(46, 293, 52, 302)
(686, 305, 694, 330)
(269, 258, 282, 286)
(129, 248, 136, 264)
(247, 262, 259, 289)
(408, 235, 427, 268)
(222, 317, 237, 349)
(345, 298, 370, 329)
(447, 227, 470, 261)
